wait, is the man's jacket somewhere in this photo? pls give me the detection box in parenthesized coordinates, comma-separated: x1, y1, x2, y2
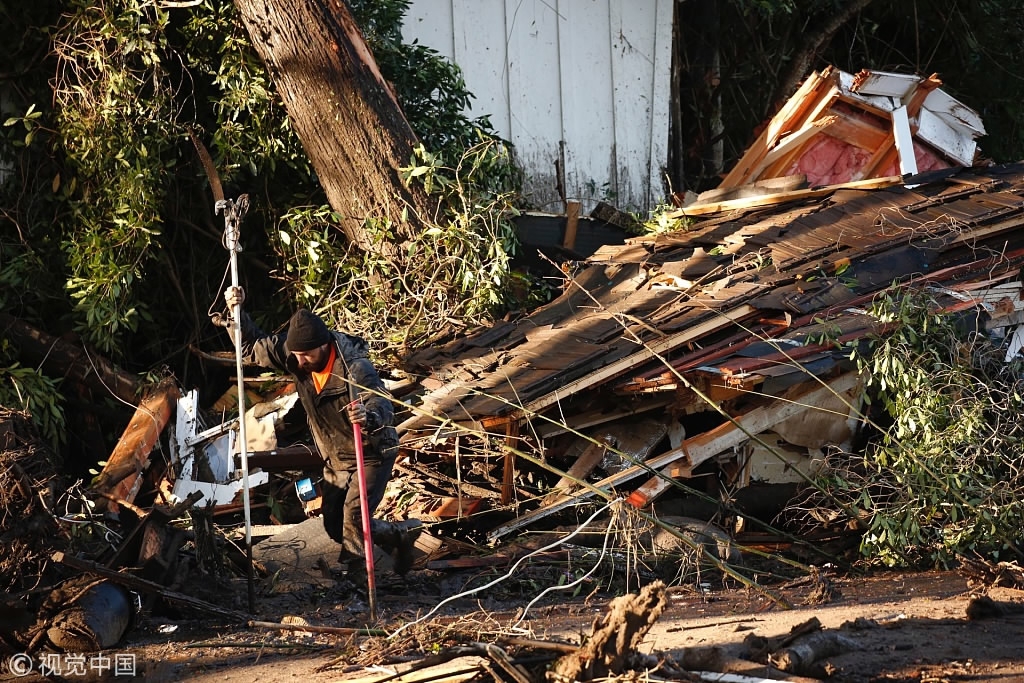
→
(235, 313, 398, 486)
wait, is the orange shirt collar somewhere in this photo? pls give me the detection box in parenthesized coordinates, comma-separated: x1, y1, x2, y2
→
(311, 343, 336, 393)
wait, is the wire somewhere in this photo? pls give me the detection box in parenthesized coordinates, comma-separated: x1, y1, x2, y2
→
(507, 503, 618, 633)
(388, 499, 617, 640)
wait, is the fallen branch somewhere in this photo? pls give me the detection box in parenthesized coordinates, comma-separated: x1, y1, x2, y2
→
(51, 551, 249, 622)
(771, 630, 861, 676)
(548, 580, 668, 682)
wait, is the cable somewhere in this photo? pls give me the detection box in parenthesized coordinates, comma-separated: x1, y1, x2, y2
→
(507, 503, 617, 633)
(388, 499, 618, 640)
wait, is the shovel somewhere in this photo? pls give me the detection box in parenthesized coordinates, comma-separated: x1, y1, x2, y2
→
(348, 387, 378, 620)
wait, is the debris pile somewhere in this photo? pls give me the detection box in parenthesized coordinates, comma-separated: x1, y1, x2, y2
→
(5, 64, 1024, 682)
(0, 408, 64, 598)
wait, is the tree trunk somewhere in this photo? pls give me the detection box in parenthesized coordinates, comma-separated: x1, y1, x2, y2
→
(672, 0, 723, 194)
(231, 0, 435, 252)
(771, 0, 876, 110)
(0, 313, 139, 406)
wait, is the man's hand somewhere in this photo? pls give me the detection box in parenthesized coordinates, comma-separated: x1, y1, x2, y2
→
(224, 286, 245, 309)
(347, 400, 367, 426)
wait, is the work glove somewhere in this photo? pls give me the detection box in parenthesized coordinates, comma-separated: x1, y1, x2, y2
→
(224, 286, 245, 309)
(347, 400, 382, 430)
(347, 400, 367, 426)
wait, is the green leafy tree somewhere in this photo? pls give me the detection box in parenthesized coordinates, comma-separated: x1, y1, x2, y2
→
(0, 0, 519, 443)
(796, 290, 1024, 567)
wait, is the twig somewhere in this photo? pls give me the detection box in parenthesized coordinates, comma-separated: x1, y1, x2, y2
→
(248, 620, 387, 637)
(185, 640, 330, 650)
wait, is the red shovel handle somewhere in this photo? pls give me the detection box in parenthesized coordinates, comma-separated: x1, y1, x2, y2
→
(352, 420, 378, 620)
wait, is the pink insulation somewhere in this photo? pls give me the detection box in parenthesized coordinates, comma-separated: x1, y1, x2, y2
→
(784, 136, 951, 186)
(784, 137, 871, 186)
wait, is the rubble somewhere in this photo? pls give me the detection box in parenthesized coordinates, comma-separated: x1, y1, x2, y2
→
(5, 64, 1024, 682)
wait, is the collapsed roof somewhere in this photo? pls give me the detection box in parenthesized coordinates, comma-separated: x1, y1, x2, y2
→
(401, 153, 1024, 535)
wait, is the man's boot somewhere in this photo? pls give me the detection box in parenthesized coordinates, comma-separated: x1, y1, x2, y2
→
(336, 551, 368, 593)
(370, 519, 423, 575)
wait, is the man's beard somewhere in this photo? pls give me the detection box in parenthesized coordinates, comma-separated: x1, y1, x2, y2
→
(297, 349, 330, 373)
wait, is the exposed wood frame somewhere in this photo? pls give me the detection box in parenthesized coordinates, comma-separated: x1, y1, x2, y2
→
(487, 371, 861, 541)
(625, 371, 862, 507)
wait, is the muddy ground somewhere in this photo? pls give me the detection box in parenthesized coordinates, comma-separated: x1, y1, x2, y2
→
(7, 566, 1022, 683)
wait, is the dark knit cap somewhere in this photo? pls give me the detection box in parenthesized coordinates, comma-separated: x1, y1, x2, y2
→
(285, 309, 331, 353)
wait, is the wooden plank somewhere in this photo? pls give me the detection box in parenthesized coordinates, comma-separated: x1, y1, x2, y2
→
(93, 380, 179, 511)
(543, 417, 669, 504)
(624, 371, 862, 508)
(755, 115, 839, 180)
(541, 438, 610, 505)
(489, 371, 861, 541)
(853, 134, 897, 181)
(501, 420, 518, 505)
(491, 304, 760, 425)
(535, 396, 672, 438)
(822, 108, 890, 151)
(767, 68, 839, 145)
(922, 87, 986, 137)
(562, 201, 581, 250)
(673, 175, 903, 217)
(891, 105, 918, 176)
(719, 68, 833, 189)
(917, 107, 976, 167)
(850, 69, 921, 99)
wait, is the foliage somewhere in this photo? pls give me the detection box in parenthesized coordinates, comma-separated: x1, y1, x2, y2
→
(178, 1, 311, 185)
(273, 137, 521, 361)
(0, 350, 66, 449)
(2, 0, 525, 379)
(800, 289, 1024, 568)
(640, 203, 694, 236)
(50, 0, 178, 352)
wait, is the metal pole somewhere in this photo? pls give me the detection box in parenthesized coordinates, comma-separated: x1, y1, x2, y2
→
(219, 196, 256, 613)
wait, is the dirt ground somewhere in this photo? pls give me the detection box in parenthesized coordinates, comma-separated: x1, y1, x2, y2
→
(8, 567, 1022, 683)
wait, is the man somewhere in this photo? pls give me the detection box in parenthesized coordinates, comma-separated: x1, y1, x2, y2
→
(222, 286, 420, 580)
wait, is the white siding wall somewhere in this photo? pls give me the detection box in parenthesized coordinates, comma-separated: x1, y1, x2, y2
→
(402, 0, 672, 215)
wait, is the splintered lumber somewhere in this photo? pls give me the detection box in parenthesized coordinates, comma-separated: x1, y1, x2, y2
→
(544, 419, 669, 505)
(548, 580, 667, 682)
(625, 371, 862, 508)
(92, 379, 180, 510)
(52, 551, 250, 622)
(670, 175, 902, 217)
(562, 201, 581, 250)
(489, 304, 760, 427)
(541, 437, 611, 505)
(718, 67, 836, 189)
(489, 372, 860, 542)
(402, 305, 759, 434)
